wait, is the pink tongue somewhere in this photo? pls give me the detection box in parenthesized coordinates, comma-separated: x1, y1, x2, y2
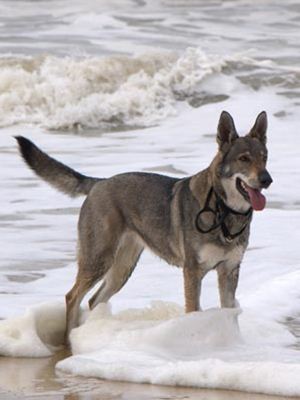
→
(245, 186, 266, 211)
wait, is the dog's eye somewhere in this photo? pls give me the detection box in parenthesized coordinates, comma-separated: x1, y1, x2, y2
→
(238, 155, 251, 162)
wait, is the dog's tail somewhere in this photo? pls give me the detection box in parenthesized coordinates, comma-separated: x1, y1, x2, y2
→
(15, 136, 101, 197)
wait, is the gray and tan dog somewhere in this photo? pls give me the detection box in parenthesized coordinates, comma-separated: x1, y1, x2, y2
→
(16, 111, 272, 343)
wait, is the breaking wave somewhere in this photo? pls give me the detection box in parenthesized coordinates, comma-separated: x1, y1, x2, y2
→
(0, 48, 272, 131)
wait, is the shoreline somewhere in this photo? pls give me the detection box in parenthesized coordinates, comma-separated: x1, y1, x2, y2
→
(0, 350, 298, 400)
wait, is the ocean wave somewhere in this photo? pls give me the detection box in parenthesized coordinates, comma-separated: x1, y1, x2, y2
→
(0, 48, 293, 130)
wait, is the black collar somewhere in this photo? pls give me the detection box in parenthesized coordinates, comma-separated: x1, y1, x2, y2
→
(195, 187, 252, 242)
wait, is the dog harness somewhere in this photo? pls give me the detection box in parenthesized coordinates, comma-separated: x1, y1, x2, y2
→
(195, 187, 253, 242)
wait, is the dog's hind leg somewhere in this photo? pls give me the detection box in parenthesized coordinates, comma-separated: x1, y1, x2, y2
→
(65, 196, 125, 343)
(89, 232, 144, 309)
(65, 271, 96, 344)
(65, 249, 116, 344)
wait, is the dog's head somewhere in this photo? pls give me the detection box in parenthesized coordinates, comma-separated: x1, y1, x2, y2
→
(215, 111, 272, 212)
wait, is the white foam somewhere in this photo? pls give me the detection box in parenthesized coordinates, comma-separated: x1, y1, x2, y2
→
(58, 356, 300, 397)
(0, 48, 260, 130)
(0, 302, 65, 357)
(54, 303, 300, 397)
(0, 294, 298, 396)
(69, 303, 241, 356)
(1, 294, 299, 396)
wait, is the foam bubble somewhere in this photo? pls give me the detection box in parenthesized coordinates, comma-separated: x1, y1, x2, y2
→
(0, 302, 65, 357)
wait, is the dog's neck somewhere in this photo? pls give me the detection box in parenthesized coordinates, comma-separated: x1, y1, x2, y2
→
(190, 154, 252, 214)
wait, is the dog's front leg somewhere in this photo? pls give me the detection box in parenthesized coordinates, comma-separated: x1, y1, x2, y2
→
(183, 264, 207, 313)
(217, 263, 240, 308)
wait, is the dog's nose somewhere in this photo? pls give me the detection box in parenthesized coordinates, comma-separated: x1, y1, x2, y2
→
(259, 170, 273, 188)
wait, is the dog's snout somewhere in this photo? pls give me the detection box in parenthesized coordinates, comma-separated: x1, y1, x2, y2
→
(259, 170, 273, 188)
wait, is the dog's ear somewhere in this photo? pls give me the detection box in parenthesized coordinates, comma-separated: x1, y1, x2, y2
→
(249, 111, 267, 144)
(217, 111, 239, 151)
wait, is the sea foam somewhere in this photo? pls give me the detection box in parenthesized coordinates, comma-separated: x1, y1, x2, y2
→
(0, 48, 260, 130)
(0, 302, 65, 357)
(56, 303, 300, 396)
(1, 298, 300, 396)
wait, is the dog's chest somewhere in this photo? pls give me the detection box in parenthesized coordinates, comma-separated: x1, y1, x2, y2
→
(198, 243, 244, 269)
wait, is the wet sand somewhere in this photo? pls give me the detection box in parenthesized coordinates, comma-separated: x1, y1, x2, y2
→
(0, 351, 298, 400)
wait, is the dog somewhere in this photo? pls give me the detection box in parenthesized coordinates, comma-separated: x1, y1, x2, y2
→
(16, 111, 272, 343)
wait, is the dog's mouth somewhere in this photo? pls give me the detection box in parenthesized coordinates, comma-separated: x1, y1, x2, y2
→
(236, 178, 266, 211)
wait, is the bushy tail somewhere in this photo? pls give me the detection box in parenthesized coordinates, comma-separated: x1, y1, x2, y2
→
(15, 136, 101, 197)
